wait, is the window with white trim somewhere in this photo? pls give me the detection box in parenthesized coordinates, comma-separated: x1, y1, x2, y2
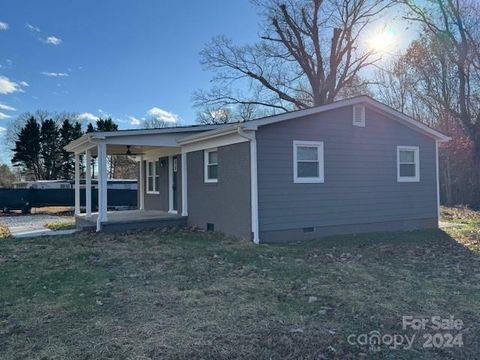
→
(353, 105, 365, 127)
(293, 141, 324, 183)
(397, 146, 420, 182)
(147, 160, 160, 193)
(204, 148, 218, 183)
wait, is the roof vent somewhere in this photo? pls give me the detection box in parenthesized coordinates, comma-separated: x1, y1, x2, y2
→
(353, 105, 365, 127)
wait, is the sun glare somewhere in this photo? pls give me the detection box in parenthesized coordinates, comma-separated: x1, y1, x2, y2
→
(368, 27, 397, 55)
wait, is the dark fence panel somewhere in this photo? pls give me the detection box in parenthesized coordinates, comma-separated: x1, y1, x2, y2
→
(0, 188, 137, 210)
(30, 189, 74, 207)
(0, 189, 31, 210)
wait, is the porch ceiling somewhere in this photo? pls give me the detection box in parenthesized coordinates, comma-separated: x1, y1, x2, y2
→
(88, 144, 181, 156)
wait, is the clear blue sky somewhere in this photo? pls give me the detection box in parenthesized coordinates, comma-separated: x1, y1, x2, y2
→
(0, 1, 416, 165)
(0, 0, 261, 162)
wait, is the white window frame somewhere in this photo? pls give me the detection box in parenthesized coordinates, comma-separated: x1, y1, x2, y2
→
(204, 148, 218, 183)
(293, 140, 324, 183)
(353, 105, 365, 127)
(397, 146, 420, 182)
(146, 160, 160, 194)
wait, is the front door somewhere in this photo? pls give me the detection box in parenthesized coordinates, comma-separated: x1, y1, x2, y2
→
(172, 156, 178, 211)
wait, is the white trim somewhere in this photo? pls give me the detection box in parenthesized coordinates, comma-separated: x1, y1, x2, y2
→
(85, 149, 92, 217)
(181, 151, 188, 216)
(353, 105, 365, 127)
(181, 132, 249, 153)
(250, 138, 260, 244)
(436, 141, 440, 224)
(204, 148, 218, 183)
(139, 156, 145, 210)
(146, 160, 160, 194)
(74, 153, 80, 215)
(397, 146, 420, 182)
(293, 140, 325, 184)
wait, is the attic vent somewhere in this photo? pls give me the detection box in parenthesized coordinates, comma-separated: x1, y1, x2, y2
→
(353, 105, 365, 127)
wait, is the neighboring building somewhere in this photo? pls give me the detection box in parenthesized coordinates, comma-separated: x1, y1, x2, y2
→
(14, 180, 73, 189)
(14, 179, 137, 190)
(65, 96, 450, 243)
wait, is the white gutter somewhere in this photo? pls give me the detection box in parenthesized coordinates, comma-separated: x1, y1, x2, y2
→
(237, 125, 260, 244)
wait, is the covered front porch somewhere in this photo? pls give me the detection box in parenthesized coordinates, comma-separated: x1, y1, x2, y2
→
(64, 127, 202, 231)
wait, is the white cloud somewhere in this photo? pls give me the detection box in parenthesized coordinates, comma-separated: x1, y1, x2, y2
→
(26, 23, 40, 32)
(0, 22, 8, 31)
(0, 76, 20, 94)
(129, 116, 141, 126)
(0, 112, 11, 120)
(147, 107, 178, 123)
(98, 108, 111, 117)
(0, 126, 6, 134)
(0, 103, 15, 111)
(77, 112, 99, 122)
(41, 71, 69, 77)
(44, 36, 62, 45)
(19, 81, 29, 87)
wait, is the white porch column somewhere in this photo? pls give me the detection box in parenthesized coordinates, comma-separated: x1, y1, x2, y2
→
(85, 149, 92, 217)
(181, 151, 188, 216)
(139, 155, 145, 210)
(74, 153, 80, 215)
(96, 142, 108, 231)
(168, 155, 174, 213)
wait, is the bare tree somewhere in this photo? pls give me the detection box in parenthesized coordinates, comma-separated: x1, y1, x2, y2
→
(402, 0, 480, 154)
(194, 0, 393, 123)
(196, 103, 262, 124)
(142, 117, 181, 129)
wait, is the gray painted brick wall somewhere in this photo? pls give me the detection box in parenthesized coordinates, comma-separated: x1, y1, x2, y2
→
(138, 155, 182, 214)
(187, 142, 251, 240)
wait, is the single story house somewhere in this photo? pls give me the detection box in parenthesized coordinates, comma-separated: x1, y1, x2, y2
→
(65, 96, 450, 243)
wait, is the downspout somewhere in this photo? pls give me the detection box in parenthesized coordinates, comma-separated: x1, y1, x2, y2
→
(237, 125, 260, 244)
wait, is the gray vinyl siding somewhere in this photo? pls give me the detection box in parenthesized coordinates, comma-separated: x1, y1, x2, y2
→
(187, 142, 251, 240)
(256, 105, 438, 242)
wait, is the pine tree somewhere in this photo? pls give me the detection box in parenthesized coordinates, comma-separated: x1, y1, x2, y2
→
(59, 119, 83, 179)
(11, 117, 42, 179)
(96, 118, 118, 131)
(40, 119, 60, 179)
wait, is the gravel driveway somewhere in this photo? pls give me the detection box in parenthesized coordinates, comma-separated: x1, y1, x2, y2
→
(0, 214, 73, 235)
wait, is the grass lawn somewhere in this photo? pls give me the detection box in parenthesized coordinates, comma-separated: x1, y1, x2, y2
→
(1, 208, 479, 359)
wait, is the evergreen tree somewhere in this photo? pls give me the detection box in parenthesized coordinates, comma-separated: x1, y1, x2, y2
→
(96, 117, 118, 131)
(59, 119, 83, 179)
(86, 123, 95, 133)
(11, 117, 42, 179)
(40, 119, 60, 179)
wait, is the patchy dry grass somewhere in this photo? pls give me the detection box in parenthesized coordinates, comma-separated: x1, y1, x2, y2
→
(44, 218, 76, 231)
(0, 210, 480, 359)
(0, 225, 10, 239)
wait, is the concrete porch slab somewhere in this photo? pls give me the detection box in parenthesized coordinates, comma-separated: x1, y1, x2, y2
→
(76, 209, 187, 232)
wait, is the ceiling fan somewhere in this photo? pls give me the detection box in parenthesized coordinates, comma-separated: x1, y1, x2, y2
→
(125, 145, 137, 155)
